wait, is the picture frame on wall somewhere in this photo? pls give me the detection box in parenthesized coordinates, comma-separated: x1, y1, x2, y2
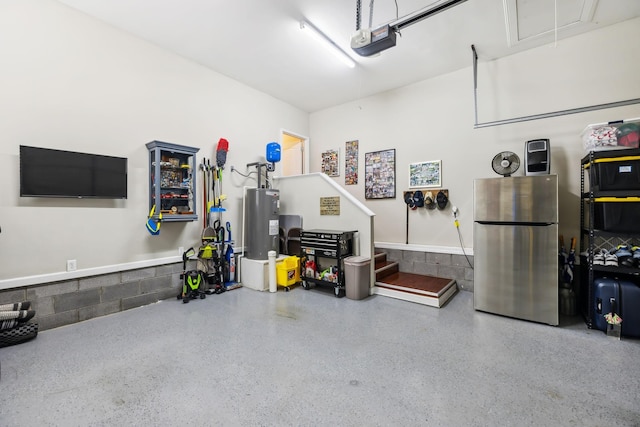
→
(321, 149, 339, 177)
(409, 160, 441, 188)
(365, 149, 396, 199)
(345, 140, 358, 185)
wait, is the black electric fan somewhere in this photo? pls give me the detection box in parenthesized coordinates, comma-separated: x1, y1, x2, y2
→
(491, 151, 520, 177)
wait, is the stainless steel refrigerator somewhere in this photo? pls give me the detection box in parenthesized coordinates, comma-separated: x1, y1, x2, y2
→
(473, 175, 559, 326)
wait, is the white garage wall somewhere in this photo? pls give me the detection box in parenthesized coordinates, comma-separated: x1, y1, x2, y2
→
(2, 2, 639, 286)
(309, 17, 640, 250)
(0, 0, 308, 283)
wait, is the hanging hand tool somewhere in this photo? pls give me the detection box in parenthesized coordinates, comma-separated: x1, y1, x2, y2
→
(146, 205, 162, 235)
(216, 138, 229, 168)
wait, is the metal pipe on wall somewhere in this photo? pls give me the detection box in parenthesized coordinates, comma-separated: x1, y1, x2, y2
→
(471, 45, 640, 129)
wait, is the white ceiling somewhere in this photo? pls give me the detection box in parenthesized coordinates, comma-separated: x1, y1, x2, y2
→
(55, 0, 640, 112)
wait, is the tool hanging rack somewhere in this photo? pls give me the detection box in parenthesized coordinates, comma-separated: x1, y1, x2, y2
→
(403, 189, 449, 244)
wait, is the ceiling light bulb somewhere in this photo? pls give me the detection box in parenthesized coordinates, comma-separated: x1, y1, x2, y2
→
(300, 21, 356, 68)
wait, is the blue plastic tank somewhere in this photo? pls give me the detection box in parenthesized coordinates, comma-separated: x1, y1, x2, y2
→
(266, 142, 281, 163)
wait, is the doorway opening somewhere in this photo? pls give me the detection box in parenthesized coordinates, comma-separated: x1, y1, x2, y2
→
(280, 130, 309, 177)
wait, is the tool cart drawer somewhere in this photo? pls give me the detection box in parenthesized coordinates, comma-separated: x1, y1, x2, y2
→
(300, 229, 354, 257)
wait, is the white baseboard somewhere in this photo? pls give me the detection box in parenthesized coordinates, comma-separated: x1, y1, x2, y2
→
(0, 256, 181, 291)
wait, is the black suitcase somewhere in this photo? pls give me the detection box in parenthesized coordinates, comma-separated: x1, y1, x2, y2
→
(593, 277, 619, 333)
(593, 277, 640, 337)
(619, 279, 640, 337)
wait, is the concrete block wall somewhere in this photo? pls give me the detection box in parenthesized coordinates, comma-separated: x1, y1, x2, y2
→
(378, 248, 474, 292)
(0, 262, 183, 331)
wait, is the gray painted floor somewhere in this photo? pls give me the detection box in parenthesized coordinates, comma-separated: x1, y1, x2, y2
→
(1, 287, 639, 426)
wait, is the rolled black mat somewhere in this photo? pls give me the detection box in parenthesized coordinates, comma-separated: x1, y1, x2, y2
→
(0, 322, 38, 348)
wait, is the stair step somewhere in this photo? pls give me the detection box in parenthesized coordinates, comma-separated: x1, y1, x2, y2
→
(375, 260, 398, 281)
(374, 254, 388, 267)
(373, 271, 457, 308)
(374, 251, 387, 263)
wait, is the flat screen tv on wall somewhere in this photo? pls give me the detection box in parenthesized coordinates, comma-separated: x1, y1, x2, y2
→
(20, 145, 128, 199)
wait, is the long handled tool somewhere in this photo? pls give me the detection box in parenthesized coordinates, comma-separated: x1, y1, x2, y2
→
(224, 221, 240, 289)
(566, 237, 576, 287)
(200, 159, 207, 225)
(209, 159, 215, 210)
(214, 138, 228, 211)
(201, 158, 216, 242)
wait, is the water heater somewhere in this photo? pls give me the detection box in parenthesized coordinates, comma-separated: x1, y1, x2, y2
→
(244, 188, 280, 260)
(525, 139, 551, 176)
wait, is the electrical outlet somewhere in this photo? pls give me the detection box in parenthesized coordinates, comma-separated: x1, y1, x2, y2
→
(178, 247, 184, 256)
(230, 165, 235, 172)
(66, 259, 77, 272)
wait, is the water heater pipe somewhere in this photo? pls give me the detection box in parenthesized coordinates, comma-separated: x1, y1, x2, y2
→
(246, 161, 276, 189)
(471, 44, 640, 128)
(237, 185, 252, 284)
(268, 250, 277, 293)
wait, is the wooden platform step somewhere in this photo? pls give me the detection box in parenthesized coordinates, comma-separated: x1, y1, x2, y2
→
(373, 271, 457, 308)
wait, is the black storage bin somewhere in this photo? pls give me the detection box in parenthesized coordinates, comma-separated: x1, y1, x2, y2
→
(594, 159, 640, 191)
(593, 201, 640, 232)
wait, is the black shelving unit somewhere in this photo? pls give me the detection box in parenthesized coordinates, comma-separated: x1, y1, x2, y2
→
(579, 148, 640, 328)
(300, 229, 355, 298)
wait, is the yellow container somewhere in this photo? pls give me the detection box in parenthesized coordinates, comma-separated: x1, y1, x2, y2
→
(276, 256, 300, 287)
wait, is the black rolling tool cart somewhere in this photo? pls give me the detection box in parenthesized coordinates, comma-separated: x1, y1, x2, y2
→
(300, 229, 356, 297)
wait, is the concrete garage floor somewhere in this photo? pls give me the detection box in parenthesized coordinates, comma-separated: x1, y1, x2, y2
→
(1, 287, 639, 426)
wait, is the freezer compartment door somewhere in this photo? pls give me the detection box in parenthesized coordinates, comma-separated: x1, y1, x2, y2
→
(474, 175, 558, 223)
(473, 222, 559, 325)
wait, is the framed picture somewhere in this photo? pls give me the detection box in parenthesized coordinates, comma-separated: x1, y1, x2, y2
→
(409, 160, 441, 188)
(365, 149, 396, 199)
(345, 140, 358, 185)
(321, 149, 339, 177)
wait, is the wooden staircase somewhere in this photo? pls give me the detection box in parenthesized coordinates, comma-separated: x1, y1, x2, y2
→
(373, 251, 458, 308)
